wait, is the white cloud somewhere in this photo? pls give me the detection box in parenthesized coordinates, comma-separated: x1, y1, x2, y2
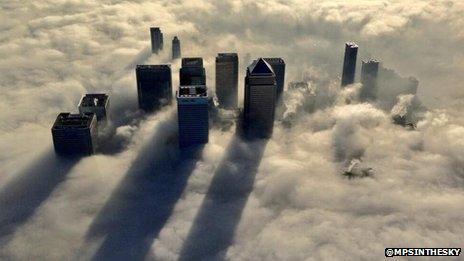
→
(1, 0, 464, 260)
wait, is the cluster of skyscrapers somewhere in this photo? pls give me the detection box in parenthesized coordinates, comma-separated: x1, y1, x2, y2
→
(341, 42, 380, 101)
(52, 94, 109, 156)
(150, 27, 182, 60)
(137, 27, 287, 147)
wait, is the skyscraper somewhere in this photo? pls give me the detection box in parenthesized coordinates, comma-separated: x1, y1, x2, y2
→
(177, 85, 209, 147)
(136, 65, 172, 112)
(244, 58, 277, 138)
(180, 57, 206, 86)
(341, 42, 358, 87)
(264, 58, 285, 103)
(150, 27, 163, 53)
(78, 93, 110, 121)
(172, 36, 181, 60)
(52, 112, 97, 156)
(215, 53, 238, 109)
(360, 60, 380, 101)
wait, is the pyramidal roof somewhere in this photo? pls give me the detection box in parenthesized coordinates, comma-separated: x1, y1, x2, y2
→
(248, 58, 274, 75)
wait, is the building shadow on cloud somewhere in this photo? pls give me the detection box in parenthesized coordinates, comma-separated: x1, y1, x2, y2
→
(82, 115, 204, 261)
(178, 132, 268, 261)
(0, 150, 80, 243)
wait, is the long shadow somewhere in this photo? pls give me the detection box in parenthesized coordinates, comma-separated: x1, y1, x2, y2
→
(178, 133, 268, 261)
(82, 116, 205, 261)
(0, 150, 80, 243)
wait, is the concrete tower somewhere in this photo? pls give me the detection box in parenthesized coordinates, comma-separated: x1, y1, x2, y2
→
(360, 59, 380, 101)
(150, 27, 163, 53)
(172, 36, 181, 60)
(180, 58, 206, 86)
(136, 65, 172, 111)
(52, 113, 97, 156)
(341, 42, 358, 87)
(263, 58, 285, 103)
(215, 53, 238, 109)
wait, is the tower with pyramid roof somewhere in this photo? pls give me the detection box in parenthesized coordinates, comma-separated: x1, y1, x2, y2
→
(244, 58, 277, 138)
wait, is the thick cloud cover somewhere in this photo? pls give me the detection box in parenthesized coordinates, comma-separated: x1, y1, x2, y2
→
(1, 0, 464, 260)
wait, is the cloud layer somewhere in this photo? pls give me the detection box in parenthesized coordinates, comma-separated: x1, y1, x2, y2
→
(1, 0, 464, 260)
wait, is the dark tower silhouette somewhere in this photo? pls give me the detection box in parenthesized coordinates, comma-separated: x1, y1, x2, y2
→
(180, 58, 206, 86)
(244, 58, 277, 138)
(215, 53, 238, 109)
(264, 58, 285, 103)
(177, 85, 209, 148)
(172, 36, 181, 60)
(136, 65, 172, 112)
(78, 94, 110, 121)
(150, 27, 163, 53)
(51, 113, 97, 156)
(360, 60, 380, 101)
(341, 42, 358, 87)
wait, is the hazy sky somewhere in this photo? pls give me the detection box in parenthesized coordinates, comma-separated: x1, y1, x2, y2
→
(1, 1, 464, 260)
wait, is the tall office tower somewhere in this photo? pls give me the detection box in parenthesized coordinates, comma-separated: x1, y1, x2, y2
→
(78, 93, 110, 121)
(341, 42, 358, 87)
(244, 58, 277, 138)
(215, 53, 238, 109)
(180, 57, 206, 86)
(172, 36, 181, 60)
(263, 58, 285, 102)
(52, 113, 97, 156)
(150, 27, 163, 53)
(136, 65, 172, 112)
(177, 85, 209, 147)
(360, 60, 380, 101)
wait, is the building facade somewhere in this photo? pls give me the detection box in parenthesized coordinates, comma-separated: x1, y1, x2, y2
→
(341, 42, 358, 87)
(150, 27, 163, 53)
(136, 64, 172, 112)
(244, 58, 277, 138)
(78, 93, 110, 121)
(215, 53, 238, 109)
(360, 59, 380, 101)
(263, 58, 285, 103)
(172, 36, 181, 60)
(180, 57, 206, 86)
(177, 85, 209, 147)
(52, 113, 98, 156)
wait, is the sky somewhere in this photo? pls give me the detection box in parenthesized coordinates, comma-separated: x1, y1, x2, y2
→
(1, 0, 464, 260)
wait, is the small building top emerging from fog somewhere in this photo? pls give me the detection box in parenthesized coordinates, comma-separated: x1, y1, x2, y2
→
(52, 113, 96, 129)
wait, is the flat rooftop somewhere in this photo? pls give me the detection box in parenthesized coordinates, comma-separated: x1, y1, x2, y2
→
(52, 113, 95, 129)
(136, 64, 171, 70)
(346, 42, 358, 48)
(80, 94, 108, 107)
(182, 57, 203, 68)
(216, 53, 238, 62)
(362, 59, 379, 64)
(178, 85, 207, 97)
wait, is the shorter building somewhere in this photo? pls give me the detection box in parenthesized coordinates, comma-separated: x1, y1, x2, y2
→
(341, 42, 358, 87)
(136, 64, 172, 112)
(78, 93, 110, 121)
(52, 113, 97, 156)
(177, 85, 209, 147)
(215, 53, 238, 108)
(360, 59, 380, 101)
(172, 36, 181, 60)
(180, 58, 206, 86)
(150, 27, 163, 53)
(263, 58, 285, 103)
